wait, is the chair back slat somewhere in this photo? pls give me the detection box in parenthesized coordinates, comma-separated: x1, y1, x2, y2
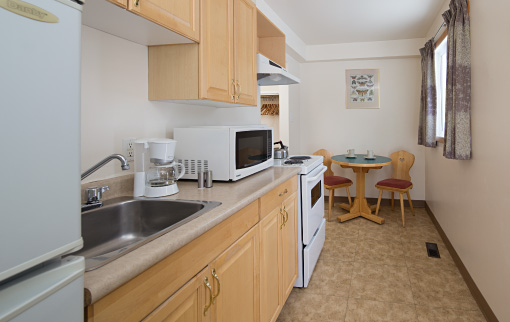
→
(390, 150, 415, 181)
(313, 149, 334, 177)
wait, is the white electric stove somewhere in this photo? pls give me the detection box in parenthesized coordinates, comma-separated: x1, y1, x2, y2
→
(273, 155, 327, 287)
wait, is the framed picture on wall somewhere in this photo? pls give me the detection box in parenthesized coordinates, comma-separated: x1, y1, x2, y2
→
(345, 69, 380, 109)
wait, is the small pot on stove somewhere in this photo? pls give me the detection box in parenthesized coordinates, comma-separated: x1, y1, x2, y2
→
(274, 141, 288, 159)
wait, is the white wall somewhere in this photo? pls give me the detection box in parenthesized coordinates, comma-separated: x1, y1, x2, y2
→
(286, 54, 302, 155)
(81, 26, 260, 182)
(425, 1, 510, 320)
(260, 86, 280, 142)
(298, 58, 425, 199)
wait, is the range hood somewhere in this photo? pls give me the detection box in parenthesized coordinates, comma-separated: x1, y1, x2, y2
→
(257, 54, 300, 86)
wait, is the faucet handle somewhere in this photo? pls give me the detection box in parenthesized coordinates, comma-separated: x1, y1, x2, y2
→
(85, 185, 109, 204)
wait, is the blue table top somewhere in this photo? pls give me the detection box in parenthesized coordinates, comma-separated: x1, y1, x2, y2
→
(331, 154, 392, 165)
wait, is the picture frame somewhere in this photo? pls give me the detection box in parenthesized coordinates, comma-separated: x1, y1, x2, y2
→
(345, 69, 380, 109)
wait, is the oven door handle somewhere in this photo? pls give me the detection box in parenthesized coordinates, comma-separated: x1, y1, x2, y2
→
(306, 165, 327, 182)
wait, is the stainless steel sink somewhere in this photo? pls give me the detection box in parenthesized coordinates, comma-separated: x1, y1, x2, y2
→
(69, 197, 221, 271)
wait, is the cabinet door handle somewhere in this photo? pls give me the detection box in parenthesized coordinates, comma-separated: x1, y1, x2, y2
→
(236, 81, 241, 100)
(279, 189, 288, 197)
(283, 206, 289, 226)
(134, 0, 140, 6)
(203, 277, 213, 316)
(211, 268, 221, 304)
(231, 79, 236, 101)
(279, 208, 285, 230)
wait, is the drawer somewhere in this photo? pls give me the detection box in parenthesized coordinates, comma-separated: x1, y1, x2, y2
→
(260, 176, 298, 217)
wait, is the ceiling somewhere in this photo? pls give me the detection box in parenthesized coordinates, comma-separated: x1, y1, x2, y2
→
(263, 0, 447, 45)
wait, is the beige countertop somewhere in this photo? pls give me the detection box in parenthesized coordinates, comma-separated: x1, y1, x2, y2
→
(84, 166, 301, 305)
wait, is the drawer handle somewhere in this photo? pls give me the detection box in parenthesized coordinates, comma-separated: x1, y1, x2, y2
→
(211, 269, 221, 304)
(283, 206, 289, 226)
(279, 189, 288, 197)
(203, 277, 213, 316)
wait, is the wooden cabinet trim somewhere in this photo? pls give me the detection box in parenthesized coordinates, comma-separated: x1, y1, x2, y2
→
(87, 201, 258, 322)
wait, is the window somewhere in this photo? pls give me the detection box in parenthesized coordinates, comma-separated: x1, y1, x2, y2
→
(435, 34, 447, 140)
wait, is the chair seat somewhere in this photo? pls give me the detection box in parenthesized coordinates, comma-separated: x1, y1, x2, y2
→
(376, 178, 412, 189)
(324, 176, 352, 186)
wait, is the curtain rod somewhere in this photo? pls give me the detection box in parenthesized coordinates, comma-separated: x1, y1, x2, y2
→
(433, 22, 447, 40)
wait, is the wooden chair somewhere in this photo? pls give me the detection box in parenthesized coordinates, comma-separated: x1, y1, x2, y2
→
(313, 149, 353, 222)
(375, 150, 415, 227)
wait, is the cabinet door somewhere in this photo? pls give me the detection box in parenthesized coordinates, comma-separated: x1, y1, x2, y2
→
(281, 193, 298, 301)
(233, 0, 257, 106)
(210, 226, 259, 322)
(127, 0, 200, 41)
(142, 268, 211, 322)
(259, 208, 283, 322)
(199, 0, 235, 103)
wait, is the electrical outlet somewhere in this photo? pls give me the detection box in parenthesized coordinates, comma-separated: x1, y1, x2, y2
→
(122, 138, 136, 161)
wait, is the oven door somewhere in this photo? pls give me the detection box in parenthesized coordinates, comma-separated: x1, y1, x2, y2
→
(301, 164, 327, 245)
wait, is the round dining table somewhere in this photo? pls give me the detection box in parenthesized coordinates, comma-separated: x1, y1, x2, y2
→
(331, 154, 392, 224)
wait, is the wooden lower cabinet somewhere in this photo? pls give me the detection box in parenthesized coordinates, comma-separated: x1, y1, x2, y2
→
(210, 225, 260, 322)
(259, 207, 282, 322)
(85, 177, 298, 322)
(142, 268, 210, 322)
(143, 225, 259, 322)
(259, 192, 298, 322)
(281, 193, 298, 301)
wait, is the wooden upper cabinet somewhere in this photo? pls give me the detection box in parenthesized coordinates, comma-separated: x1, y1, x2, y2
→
(107, 0, 127, 8)
(233, 0, 257, 106)
(127, 0, 200, 42)
(199, 0, 235, 103)
(200, 0, 256, 105)
(148, 0, 256, 106)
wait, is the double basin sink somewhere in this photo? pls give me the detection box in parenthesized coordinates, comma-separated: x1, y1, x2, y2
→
(70, 197, 221, 271)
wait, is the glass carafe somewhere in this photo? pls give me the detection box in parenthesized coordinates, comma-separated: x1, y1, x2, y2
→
(146, 162, 185, 187)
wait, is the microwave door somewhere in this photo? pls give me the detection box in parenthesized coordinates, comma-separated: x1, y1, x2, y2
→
(235, 130, 271, 170)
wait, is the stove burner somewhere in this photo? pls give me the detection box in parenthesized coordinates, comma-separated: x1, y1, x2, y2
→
(284, 160, 303, 165)
(289, 156, 311, 161)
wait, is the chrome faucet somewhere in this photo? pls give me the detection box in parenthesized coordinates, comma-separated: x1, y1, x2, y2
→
(81, 154, 130, 211)
(81, 154, 130, 180)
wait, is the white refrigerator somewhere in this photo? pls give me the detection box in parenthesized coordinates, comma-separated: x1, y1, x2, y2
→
(0, 0, 85, 321)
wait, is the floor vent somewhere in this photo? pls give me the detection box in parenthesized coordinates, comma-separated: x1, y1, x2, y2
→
(426, 242, 440, 258)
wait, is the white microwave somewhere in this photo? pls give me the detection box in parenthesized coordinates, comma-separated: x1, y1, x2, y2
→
(174, 126, 274, 181)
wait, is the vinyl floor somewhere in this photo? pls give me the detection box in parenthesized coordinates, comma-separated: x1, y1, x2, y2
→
(276, 205, 486, 322)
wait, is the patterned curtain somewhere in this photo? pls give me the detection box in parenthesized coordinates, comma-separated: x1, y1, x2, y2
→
(418, 39, 437, 147)
(443, 0, 471, 159)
